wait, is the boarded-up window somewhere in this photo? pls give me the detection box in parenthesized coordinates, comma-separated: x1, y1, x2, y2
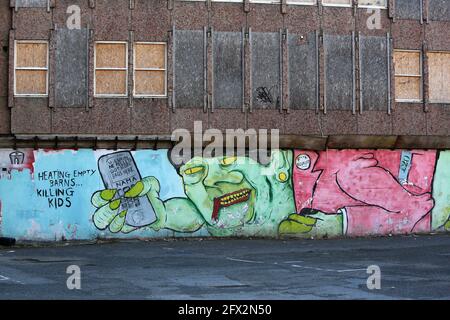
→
(289, 32, 318, 110)
(360, 36, 389, 111)
(429, 0, 450, 22)
(358, 0, 387, 8)
(324, 34, 353, 111)
(15, 0, 48, 8)
(394, 50, 422, 102)
(322, 0, 352, 6)
(134, 43, 167, 97)
(427, 52, 450, 103)
(95, 42, 128, 97)
(213, 32, 243, 109)
(55, 29, 89, 108)
(395, 0, 421, 20)
(251, 32, 281, 109)
(174, 29, 205, 109)
(14, 41, 48, 96)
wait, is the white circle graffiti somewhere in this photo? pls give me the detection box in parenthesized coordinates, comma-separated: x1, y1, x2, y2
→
(296, 154, 311, 171)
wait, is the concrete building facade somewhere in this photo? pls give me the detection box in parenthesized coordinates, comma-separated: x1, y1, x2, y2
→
(0, 0, 448, 149)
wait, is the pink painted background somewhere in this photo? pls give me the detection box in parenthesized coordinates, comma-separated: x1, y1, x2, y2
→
(292, 150, 437, 236)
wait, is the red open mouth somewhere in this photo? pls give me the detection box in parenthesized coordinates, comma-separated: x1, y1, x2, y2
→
(212, 189, 252, 221)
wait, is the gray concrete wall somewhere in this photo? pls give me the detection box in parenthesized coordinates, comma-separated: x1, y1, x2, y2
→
(2, 0, 450, 147)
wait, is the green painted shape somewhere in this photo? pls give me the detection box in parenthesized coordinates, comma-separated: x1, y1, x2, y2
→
(432, 151, 450, 231)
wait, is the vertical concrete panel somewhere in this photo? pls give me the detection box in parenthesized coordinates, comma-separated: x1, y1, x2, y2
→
(93, 0, 129, 40)
(0, 1, 11, 42)
(132, 0, 170, 40)
(0, 97, 10, 134)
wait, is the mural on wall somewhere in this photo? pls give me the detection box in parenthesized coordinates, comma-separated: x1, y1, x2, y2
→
(290, 150, 439, 237)
(92, 150, 296, 237)
(0, 148, 449, 241)
(91, 149, 450, 238)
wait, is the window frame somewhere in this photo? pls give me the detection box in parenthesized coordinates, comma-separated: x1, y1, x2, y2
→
(286, 0, 317, 6)
(358, 0, 388, 9)
(94, 41, 129, 98)
(321, 0, 352, 8)
(393, 49, 423, 103)
(249, 0, 281, 4)
(14, 40, 49, 98)
(133, 42, 168, 98)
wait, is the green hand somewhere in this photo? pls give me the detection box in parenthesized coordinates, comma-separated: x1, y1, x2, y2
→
(278, 210, 344, 238)
(91, 176, 162, 234)
(278, 213, 318, 235)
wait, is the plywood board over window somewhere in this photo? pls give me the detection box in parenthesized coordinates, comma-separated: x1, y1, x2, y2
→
(394, 50, 422, 102)
(134, 43, 167, 97)
(174, 29, 205, 109)
(14, 41, 49, 96)
(94, 42, 128, 97)
(427, 52, 450, 103)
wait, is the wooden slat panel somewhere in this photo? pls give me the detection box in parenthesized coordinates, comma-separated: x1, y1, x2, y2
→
(135, 70, 165, 95)
(395, 76, 421, 100)
(15, 70, 47, 95)
(394, 51, 420, 75)
(96, 43, 127, 68)
(95, 70, 127, 95)
(428, 52, 450, 102)
(16, 43, 47, 68)
(135, 44, 165, 69)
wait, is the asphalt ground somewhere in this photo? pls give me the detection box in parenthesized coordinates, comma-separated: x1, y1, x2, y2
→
(0, 234, 449, 300)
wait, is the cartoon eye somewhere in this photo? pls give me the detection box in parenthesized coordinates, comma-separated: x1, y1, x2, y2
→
(221, 156, 237, 166)
(184, 166, 204, 175)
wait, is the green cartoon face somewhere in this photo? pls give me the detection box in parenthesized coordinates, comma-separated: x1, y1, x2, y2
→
(180, 151, 295, 230)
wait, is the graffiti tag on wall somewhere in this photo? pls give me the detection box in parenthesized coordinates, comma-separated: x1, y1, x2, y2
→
(36, 169, 96, 209)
